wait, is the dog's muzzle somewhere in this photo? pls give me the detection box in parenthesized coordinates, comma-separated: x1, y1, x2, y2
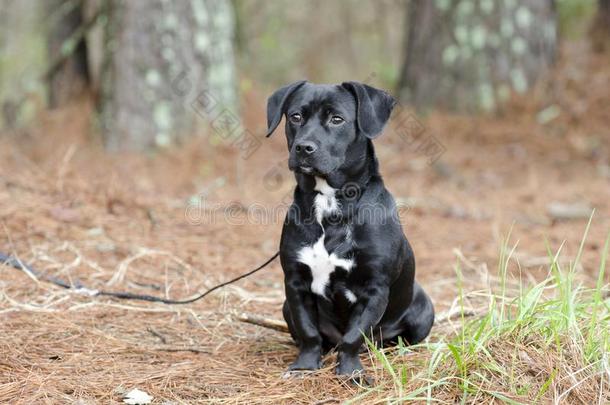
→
(291, 141, 319, 174)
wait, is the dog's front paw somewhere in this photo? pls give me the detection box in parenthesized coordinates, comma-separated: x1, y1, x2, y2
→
(288, 350, 322, 371)
(336, 353, 373, 385)
(336, 352, 363, 374)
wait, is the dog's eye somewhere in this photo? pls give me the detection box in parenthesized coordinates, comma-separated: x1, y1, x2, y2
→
(329, 116, 344, 125)
(289, 113, 303, 124)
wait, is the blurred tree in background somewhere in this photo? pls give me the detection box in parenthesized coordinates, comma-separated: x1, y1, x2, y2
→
(0, 0, 605, 150)
(0, 0, 97, 128)
(0, 0, 236, 152)
(47, 0, 90, 108)
(591, 0, 610, 52)
(397, 0, 557, 112)
(97, 0, 236, 151)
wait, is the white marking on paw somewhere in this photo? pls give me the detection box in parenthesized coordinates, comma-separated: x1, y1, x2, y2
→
(344, 289, 357, 303)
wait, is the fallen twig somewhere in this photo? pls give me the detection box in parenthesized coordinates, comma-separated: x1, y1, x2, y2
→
(235, 313, 290, 333)
(147, 327, 168, 344)
(148, 346, 211, 355)
(435, 307, 478, 324)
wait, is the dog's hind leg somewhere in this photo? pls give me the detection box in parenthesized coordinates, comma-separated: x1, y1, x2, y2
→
(397, 282, 434, 345)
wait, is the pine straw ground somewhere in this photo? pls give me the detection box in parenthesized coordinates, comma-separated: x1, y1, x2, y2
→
(1, 43, 610, 404)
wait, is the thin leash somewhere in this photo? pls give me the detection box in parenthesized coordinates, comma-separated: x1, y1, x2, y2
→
(0, 251, 279, 304)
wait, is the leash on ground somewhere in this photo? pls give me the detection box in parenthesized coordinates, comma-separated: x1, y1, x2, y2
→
(0, 251, 279, 304)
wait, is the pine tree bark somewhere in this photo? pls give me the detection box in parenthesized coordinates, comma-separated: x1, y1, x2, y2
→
(397, 0, 557, 112)
(98, 0, 237, 151)
(591, 0, 610, 52)
(0, 0, 92, 129)
(47, 0, 90, 108)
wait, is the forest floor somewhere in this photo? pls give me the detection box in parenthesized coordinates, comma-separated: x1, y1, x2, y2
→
(1, 43, 609, 404)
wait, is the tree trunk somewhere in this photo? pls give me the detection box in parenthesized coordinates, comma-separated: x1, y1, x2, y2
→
(591, 0, 610, 53)
(0, 0, 92, 129)
(47, 0, 90, 108)
(0, 0, 48, 130)
(98, 0, 237, 152)
(397, 0, 557, 112)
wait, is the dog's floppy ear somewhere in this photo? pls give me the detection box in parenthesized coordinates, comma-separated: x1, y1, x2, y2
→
(266, 80, 307, 137)
(341, 81, 396, 139)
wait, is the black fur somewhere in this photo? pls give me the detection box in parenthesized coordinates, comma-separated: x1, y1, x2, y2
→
(267, 81, 434, 379)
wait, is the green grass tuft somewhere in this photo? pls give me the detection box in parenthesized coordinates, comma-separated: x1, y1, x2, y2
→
(359, 217, 609, 404)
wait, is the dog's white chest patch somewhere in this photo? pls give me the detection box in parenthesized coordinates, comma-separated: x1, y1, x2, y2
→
(297, 237, 353, 296)
(296, 177, 354, 297)
(313, 178, 339, 223)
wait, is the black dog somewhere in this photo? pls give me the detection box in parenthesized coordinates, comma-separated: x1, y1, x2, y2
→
(266, 81, 434, 379)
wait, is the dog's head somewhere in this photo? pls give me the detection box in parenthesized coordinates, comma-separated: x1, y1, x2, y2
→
(266, 81, 396, 179)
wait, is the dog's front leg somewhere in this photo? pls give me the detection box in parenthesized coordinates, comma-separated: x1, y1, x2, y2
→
(285, 276, 323, 371)
(336, 283, 389, 376)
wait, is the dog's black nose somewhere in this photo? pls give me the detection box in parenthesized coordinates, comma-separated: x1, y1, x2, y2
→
(295, 141, 317, 155)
